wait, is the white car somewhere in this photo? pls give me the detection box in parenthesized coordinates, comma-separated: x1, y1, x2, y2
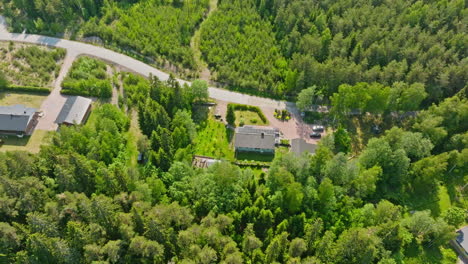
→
(312, 125, 324, 132)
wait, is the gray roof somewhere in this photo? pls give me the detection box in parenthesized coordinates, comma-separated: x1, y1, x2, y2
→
(0, 105, 37, 132)
(291, 138, 317, 155)
(236, 125, 278, 135)
(56, 96, 92, 125)
(456, 226, 468, 253)
(234, 126, 276, 150)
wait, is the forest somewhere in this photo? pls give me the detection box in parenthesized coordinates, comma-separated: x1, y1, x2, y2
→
(1, 70, 466, 262)
(0, 0, 467, 262)
(199, 0, 466, 99)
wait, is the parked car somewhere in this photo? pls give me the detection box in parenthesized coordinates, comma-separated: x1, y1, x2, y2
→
(312, 125, 324, 132)
(310, 132, 321, 139)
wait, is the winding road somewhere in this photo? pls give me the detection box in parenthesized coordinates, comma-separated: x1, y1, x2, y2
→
(0, 18, 315, 141)
(0, 31, 288, 110)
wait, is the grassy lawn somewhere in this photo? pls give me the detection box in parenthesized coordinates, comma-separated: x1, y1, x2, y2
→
(235, 110, 268, 126)
(0, 130, 52, 153)
(126, 110, 143, 166)
(0, 41, 65, 87)
(194, 117, 235, 161)
(0, 92, 47, 109)
(404, 184, 453, 218)
(403, 242, 458, 264)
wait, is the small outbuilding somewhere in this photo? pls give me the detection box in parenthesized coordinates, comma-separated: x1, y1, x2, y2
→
(451, 226, 468, 263)
(0, 104, 38, 135)
(290, 138, 317, 155)
(56, 96, 92, 126)
(234, 126, 277, 154)
(192, 155, 221, 168)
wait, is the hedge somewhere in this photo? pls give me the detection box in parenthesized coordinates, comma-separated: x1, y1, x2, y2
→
(1, 85, 51, 94)
(60, 90, 89, 96)
(227, 103, 268, 123)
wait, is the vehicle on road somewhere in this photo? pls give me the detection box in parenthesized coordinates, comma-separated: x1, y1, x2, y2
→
(310, 132, 321, 138)
(312, 125, 324, 132)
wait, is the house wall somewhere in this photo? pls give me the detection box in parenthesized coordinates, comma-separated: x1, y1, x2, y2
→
(450, 239, 468, 263)
(82, 104, 92, 125)
(235, 147, 275, 154)
(24, 113, 39, 135)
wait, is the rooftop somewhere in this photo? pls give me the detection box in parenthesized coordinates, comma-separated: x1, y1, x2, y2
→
(291, 138, 317, 155)
(56, 96, 92, 125)
(456, 226, 468, 253)
(0, 104, 37, 132)
(234, 126, 276, 150)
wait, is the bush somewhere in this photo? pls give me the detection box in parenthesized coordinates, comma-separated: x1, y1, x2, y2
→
(61, 57, 112, 98)
(274, 108, 291, 121)
(280, 139, 290, 146)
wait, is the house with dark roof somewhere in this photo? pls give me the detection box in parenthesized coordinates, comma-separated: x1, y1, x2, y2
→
(234, 126, 277, 154)
(291, 138, 317, 155)
(0, 105, 38, 135)
(56, 96, 92, 126)
(451, 226, 468, 263)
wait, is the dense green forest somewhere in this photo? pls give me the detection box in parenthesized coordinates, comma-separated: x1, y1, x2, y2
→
(199, 1, 286, 94)
(0, 0, 467, 262)
(199, 0, 466, 99)
(1, 72, 466, 262)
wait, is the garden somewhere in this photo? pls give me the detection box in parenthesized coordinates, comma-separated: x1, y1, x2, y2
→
(0, 41, 65, 88)
(226, 103, 268, 127)
(193, 117, 235, 161)
(61, 56, 112, 98)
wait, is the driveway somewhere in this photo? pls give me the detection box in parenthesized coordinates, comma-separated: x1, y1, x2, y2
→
(36, 52, 78, 130)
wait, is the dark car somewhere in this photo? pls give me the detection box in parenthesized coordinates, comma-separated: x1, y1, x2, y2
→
(310, 132, 321, 139)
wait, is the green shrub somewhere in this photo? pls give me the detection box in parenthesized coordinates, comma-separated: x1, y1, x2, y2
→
(1, 85, 50, 94)
(61, 57, 112, 98)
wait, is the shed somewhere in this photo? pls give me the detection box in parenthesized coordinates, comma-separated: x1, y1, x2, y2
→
(291, 138, 317, 155)
(56, 96, 92, 126)
(452, 226, 468, 263)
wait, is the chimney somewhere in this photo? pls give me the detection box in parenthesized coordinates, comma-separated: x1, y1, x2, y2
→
(261, 132, 264, 139)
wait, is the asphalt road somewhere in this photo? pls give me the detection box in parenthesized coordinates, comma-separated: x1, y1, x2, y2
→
(0, 31, 289, 110)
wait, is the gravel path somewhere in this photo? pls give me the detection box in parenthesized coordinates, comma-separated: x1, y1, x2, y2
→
(0, 16, 7, 33)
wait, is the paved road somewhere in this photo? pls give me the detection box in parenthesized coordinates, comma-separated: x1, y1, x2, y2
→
(0, 31, 289, 110)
